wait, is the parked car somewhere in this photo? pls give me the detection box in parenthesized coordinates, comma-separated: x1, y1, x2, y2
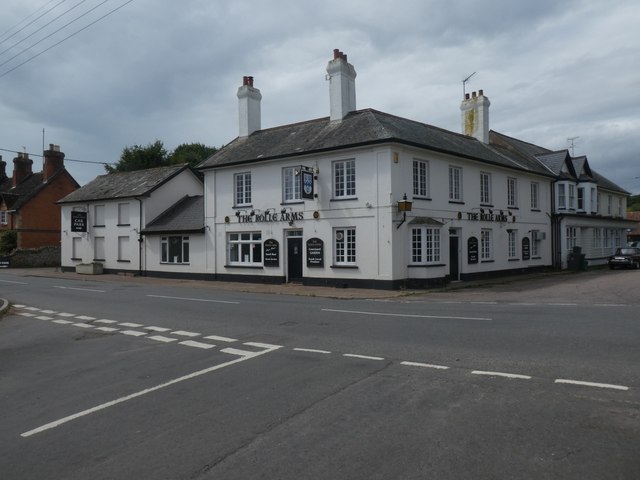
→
(608, 247, 640, 269)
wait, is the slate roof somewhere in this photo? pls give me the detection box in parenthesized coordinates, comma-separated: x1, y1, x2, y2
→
(0, 169, 78, 211)
(198, 109, 554, 178)
(490, 131, 628, 195)
(58, 164, 193, 204)
(141, 195, 204, 234)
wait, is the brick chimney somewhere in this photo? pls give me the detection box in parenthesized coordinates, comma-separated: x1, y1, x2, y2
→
(237, 75, 262, 138)
(0, 156, 6, 181)
(327, 49, 357, 122)
(43, 144, 65, 182)
(12, 152, 33, 187)
(460, 89, 490, 144)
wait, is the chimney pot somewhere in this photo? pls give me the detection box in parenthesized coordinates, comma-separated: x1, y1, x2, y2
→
(333, 48, 340, 59)
(478, 89, 484, 96)
(472, 91, 477, 98)
(465, 93, 470, 100)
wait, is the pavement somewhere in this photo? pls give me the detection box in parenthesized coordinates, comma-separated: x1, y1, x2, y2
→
(0, 266, 591, 308)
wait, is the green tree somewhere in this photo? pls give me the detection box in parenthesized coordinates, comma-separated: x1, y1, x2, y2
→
(628, 194, 640, 211)
(105, 141, 218, 173)
(105, 140, 169, 173)
(0, 230, 17, 255)
(168, 143, 217, 167)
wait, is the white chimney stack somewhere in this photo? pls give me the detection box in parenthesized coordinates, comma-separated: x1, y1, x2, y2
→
(237, 76, 262, 137)
(460, 89, 490, 144)
(327, 49, 357, 122)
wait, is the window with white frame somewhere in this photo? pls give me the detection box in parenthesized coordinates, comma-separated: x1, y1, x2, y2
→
(334, 227, 356, 265)
(94, 236, 105, 260)
(410, 227, 441, 264)
(333, 159, 356, 199)
(604, 229, 612, 249)
(577, 187, 584, 211)
(507, 177, 517, 208)
(161, 236, 189, 264)
(597, 193, 601, 213)
(227, 232, 262, 265)
(118, 203, 130, 226)
(615, 229, 622, 247)
(0, 210, 7, 225)
(282, 167, 301, 202)
(568, 184, 575, 210)
(593, 227, 602, 249)
(448, 166, 462, 202)
(531, 230, 540, 257)
(481, 228, 492, 261)
(118, 236, 130, 261)
(480, 172, 491, 205)
(413, 159, 429, 198)
(607, 195, 612, 215)
(530, 182, 539, 210)
(94, 204, 105, 226)
(234, 172, 252, 206)
(508, 230, 518, 258)
(72, 237, 81, 259)
(566, 226, 577, 251)
(591, 189, 596, 213)
(617, 198, 623, 217)
(558, 184, 566, 209)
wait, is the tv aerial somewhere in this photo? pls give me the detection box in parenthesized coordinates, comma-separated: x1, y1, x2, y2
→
(567, 136, 579, 156)
(462, 71, 476, 98)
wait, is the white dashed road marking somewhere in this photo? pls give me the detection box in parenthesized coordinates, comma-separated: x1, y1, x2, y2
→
(95, 319, 118, 324)
(148, 335, 177, 343)
(121, 330, 146, 337)
(343, 353, 385, 361)
(72, 323, 93, 329)
(179, 340, 215, 349)
(119, 322, 143, 328)
(293, 348, 332, 354)
(53, 286, 106, 293)
(322, 308, 492, 322)
(53, 319, 73, 325)
(147, 294, 240, 305)
(204, 335, 237, 343)
(95, 327, 118, 332)
(145, 326, 171, 332)
(171, 330, 200, 337)
(554, 379, 629, 391)
(472, 370, 532, 380)
(401, 361, 450, 370)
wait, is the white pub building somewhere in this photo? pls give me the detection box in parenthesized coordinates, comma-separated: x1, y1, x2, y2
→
(59, 50, 631, 288)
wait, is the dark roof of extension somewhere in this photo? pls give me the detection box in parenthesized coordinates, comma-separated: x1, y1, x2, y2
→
(198, 109, 554, 178)
(141, 195, 204, 234)
(490, 130, 629, 195)
(0, 169, 79, 211)
(58, 164, 197, 204)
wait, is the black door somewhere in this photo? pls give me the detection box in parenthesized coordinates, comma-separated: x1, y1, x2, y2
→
(449, 235, 459, 281)
(287, 237, 303, 282)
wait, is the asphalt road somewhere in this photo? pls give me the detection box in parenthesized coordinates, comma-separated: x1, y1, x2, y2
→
(1, 269, 639, 479)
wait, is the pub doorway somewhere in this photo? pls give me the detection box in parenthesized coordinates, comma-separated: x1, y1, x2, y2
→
(286, 230, 303, 282)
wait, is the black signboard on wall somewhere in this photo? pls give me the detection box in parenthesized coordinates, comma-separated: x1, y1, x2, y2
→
(306, 237, 324, 267)
(301, 169, 314, 199)
(264, 239, 279, 267)
(467, 236, 479, 264)
(522, 237, 531, 260)
(71, 211, 87, 232)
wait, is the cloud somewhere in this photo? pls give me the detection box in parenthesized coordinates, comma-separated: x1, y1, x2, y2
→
(0, 0, 638, 192)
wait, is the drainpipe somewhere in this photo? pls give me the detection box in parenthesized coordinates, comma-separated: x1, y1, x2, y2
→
(136, 197, 144, 276)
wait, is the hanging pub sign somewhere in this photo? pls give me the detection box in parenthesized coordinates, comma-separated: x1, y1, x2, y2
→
(522, 237, 531, 261)
(300, 166, 315, 200)
(306, 237, 324, 267)
(467, 236, 479, 264)
(263, 239, 279, 267)
(71, 211, 87, 232)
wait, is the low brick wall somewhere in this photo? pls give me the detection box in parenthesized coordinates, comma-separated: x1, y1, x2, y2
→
(5, 246, 61, 268)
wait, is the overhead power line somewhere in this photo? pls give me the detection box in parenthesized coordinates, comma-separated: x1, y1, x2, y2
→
(0, 0, 91, 59)
(0, 0, 134, 79)
(0, 0, 67, 46)
(0, 147, 115, 165)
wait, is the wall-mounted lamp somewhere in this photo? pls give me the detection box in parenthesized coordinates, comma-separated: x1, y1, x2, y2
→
(396, 193, 412, 229)
(480, 208, 485, 214)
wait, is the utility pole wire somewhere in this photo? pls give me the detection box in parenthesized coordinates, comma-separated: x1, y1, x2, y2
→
(0, 0, 134, 79)
(0, 0, 67, 45)
(0, 147, 116, 165)
(0, 0, 113, 71)
(0, 0, 90, 59)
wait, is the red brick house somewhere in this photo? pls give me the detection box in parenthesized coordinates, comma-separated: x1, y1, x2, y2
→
(0, 145, 80, 249)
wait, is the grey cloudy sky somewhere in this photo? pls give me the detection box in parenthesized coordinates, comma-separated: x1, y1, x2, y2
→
(1, 0, 639, 193)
